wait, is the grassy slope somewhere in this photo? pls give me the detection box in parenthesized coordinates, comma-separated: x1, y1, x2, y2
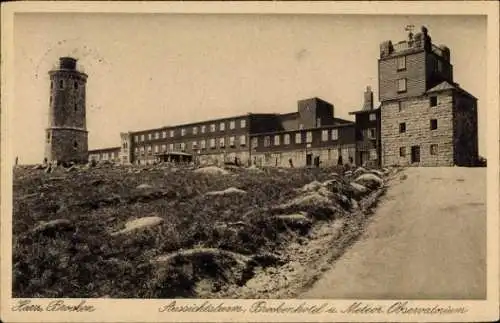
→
(12, 164, 382, 298)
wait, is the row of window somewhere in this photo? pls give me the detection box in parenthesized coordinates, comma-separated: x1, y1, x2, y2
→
(134, 119, 247, 142)
(51, 80, 81, 90)
(400, 144, 438, 157)
(135, 135, 247, 154)
(397, 96, 439, 112)
(399, 119, 438, 133)
(396, 55, 444, 74)
(256, 129, 340, 148)
(90, 151, 119, 161)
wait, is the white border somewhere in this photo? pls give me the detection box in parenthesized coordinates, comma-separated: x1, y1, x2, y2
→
(1, 1, 498, 322)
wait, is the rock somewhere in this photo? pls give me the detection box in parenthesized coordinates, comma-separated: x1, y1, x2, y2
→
(316, 186, 335, 199)
(90, 179, 104, 186)
(344, 170, 353, 177)
(322, 179, 345, 193)
(32, 219, 74, 235)
(21, 192, 39, 200)
(205, 187, 247, 196)
(279, 192, 333, 209)
(32, 164, 44, 170)
(111, 216, 164, 236)
(216, 221, 246, 229)
(193, 166, 230, 176)
(369, 169, 385, 177)
(275, 213, 312, 230)
(152, 248, 250, 266)
(350, 182, 369, 197)
(136, 183, 153, 189)
(353, 167, 368, 176)
(246, 165, 264, 173)
(354, 173, 384, 189)
(300, 181, 323, 192)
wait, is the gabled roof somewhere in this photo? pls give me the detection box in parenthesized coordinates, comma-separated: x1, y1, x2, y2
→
(426, 81, 477, 100)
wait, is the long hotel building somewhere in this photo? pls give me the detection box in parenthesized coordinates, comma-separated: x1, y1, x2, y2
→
(88, 26, 479, 168)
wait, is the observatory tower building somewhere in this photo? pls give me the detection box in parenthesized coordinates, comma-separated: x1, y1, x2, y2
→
(45, 57, 89, 164)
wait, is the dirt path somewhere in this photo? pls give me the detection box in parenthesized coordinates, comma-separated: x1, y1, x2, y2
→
(301, 167, 486, 300)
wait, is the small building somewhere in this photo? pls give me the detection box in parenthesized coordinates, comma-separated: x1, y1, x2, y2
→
(88, 147, 121, 163)
(349, 86, 382, 168)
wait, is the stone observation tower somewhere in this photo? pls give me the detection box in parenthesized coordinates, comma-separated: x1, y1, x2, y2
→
(45, 57, 89, 164)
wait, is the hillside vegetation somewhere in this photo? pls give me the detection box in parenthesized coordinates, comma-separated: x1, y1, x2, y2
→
(12, 163, 390, 298)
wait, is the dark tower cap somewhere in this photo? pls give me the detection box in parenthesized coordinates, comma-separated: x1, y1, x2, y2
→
(59, 57, 77, 70)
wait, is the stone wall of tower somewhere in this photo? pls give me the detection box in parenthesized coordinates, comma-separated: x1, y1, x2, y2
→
(45, 57, 89, 164)
(453, 92, 479, 166)
(380, 93, 454, 167)
(45, 128, 88, 163)
(378, 51, 427, 102)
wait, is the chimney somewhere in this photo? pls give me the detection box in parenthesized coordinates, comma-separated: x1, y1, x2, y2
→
(363, 86, 374, 111)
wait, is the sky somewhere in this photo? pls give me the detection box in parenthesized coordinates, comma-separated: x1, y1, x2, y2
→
(12, 13, 487, 164)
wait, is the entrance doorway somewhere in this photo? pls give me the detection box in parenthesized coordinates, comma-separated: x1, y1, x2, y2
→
(314, 156, 320, 168)
(306, 153, 313, 166)
(411, 146, 420, 164)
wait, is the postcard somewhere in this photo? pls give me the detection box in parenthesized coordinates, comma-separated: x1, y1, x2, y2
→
(1, 1, 498, 322)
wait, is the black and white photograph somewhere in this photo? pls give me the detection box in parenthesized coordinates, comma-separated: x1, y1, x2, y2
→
(1, 1, 499, 322)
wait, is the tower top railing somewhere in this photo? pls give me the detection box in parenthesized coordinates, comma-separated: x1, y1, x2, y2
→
(379, 26, 450, 61)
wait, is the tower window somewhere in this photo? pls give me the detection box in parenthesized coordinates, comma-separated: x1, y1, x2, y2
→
(264, 136, 270, 147)
(50, 81, 53, 89)
(396, 56, 406, 71)
(430, 144, 438, 155)
(74, 103, 78, 112)
(331, 129, 339, 140)
(430, 96, 438, 107)
(399, 122, 406, 133)
(430, 119, 438, 130)
(397, 78, 407, 93)
(321, 130, 329, 141)
(74, 81, 78, 90)
(284, 134, 290, 145)
(73, 141, 78, 149)
(274, 135, 280, 146)
(369, 128, 376, 139)
(400, 147, 406, 157)
(251, 137, 258, 148)
(59, 80, 64, 89)
(46, 132, 51, 143)
(306, 131, 312, 143)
